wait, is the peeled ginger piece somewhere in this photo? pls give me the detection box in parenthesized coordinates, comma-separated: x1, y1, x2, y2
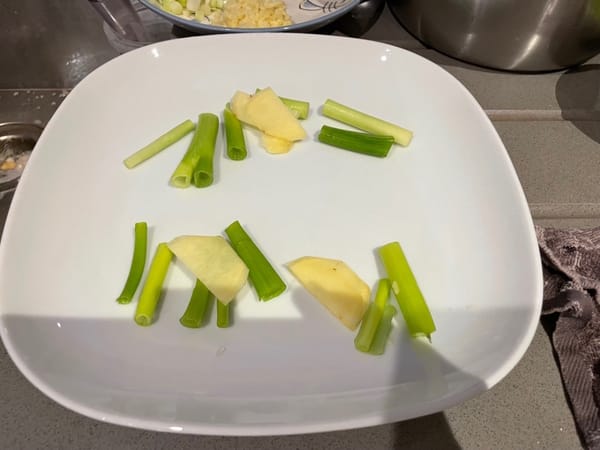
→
(287, 256, 371, 330)
(261, 133, 293, 154)
(168, 236, 248, 305)
(230, 87, 306, 146)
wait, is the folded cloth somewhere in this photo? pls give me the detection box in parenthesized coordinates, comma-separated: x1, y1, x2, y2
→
(537, 225, 600, 449)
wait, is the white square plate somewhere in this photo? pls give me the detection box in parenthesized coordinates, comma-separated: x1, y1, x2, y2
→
(0, 34, 542, 435)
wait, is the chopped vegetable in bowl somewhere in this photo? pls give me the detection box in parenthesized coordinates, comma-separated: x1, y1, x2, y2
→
(157, 0, 293, 28)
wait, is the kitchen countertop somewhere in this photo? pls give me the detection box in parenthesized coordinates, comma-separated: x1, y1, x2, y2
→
(1, 1, 599, 448)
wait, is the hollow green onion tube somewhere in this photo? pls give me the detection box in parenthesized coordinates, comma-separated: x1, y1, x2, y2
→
(378, 241, 436, 340)
(179, 279, 212, 328)
(116, 222, 148, 304)
(170, 113, 219, 188)
(123, 120, 195, 169)
(354, 279, 391, 352)
(369, 304, 398, 355)
(192, 113, 220, 188)
(322, 99, 413, 146)
(134, 243, 173, 326)
(223, 106, 247, 161)
(224, 220, 286, 301)
(318, 125, 394, 157)
(216, 300, 230, 328)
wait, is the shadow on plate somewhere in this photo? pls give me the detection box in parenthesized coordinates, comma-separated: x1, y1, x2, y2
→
(1, 235, 534, 446)
(0, 314, 466, 448)
(1, 279, 504, 448)
(555, 64, 600, 145)
(0, 318, 460, 450)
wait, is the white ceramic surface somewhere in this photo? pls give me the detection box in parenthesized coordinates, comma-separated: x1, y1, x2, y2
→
(139, 0, 359, 33)
(0, 34, 542, 435)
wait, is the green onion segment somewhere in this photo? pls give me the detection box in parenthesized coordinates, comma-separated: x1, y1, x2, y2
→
(116, 222, 148, 304)
(170, 113, 219, 188)
(279, 96, 310, 120)
(134, 243, 173, 326)
(322, 99, 413, 146)
(369, 304, 398, 355)
(318, 125, 394, 157)
(224, 220, 286, 301)
(223, 106, 247, 161)
(192, 113, 220, 187)
(216, 300, 230, 328)
(378, 241, 436, 340)
(255, 89, 310, 119)
(354, 279, 391, 352)
(123, 120, 195, 169)
(179, 278, 212, 328)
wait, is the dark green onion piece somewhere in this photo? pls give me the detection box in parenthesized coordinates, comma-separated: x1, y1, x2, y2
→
(322, 99, 413, 146)
(369, 304, 398, 355)
(223, 106, 247, 161)
(318, 125, 395, 157)
(378, 241, 436, 340)
(179, 279, 212, 328)
(216, 300, 230, 328)
(354, 279, 391, 352)
(170, 113, 219, 188)
(123, 120, 195, 169)
(116, 222, 148, 304)
(224, 220, 286, 301)
(134, 243, 173, 326)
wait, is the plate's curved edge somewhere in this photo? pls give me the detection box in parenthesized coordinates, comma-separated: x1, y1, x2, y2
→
(0, 34, 544, 436)
(408, 62, 544, 392)
(461, 115, 543, 391)
(0, 345, 489, 436)
(138, 0, 360, 33)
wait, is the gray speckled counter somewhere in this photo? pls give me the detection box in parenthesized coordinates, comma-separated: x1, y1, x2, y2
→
(1, 1, 598, 448)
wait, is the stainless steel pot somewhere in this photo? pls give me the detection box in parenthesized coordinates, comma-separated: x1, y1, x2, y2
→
(388, 0, 600, 71)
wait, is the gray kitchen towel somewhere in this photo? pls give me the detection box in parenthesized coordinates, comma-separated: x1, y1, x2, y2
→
(537, 225, 600, 449)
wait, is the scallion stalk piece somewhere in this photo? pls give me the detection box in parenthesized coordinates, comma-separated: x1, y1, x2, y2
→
(279, 96, 310, 120)
(378, 241, 436, 340)
(116, 222, 148, 305)
(369, 304, 397, 355)
(318, 125, 394, 157)
(322, 99, 413, 146)
(216, 299, 230, 328)
(223, 106, 247, 161)
(192, 113, 219, 187)
(255, 89, 310, 119)
(123, 120, 195, 169)
(134, 243, 173, 326)
(354, 279, 391, 352)
(179, 279, 212, 328)
(170, 113, 219, 188)
(224, 220, 286, 301)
